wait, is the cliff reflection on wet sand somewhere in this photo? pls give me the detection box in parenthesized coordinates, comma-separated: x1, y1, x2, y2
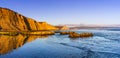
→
(0, 34, 49, 55)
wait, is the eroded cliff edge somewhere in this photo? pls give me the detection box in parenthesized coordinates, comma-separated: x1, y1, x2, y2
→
(0, 7, 58, 31)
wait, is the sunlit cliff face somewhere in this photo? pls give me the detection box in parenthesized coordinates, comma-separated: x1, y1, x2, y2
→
(0, 34, 48, 55)
(0, 7, 58, 31)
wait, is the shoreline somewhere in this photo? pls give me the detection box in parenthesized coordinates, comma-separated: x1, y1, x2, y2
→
(0, 31, 55, 35)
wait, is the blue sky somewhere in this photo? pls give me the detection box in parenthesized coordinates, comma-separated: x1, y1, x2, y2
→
(0, 0, 120, 25)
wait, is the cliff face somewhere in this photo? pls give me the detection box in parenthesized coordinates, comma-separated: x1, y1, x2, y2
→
(0, 7, 58, 31)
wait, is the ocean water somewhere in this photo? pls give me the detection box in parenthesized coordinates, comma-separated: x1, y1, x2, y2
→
(0, 29, 120, 58)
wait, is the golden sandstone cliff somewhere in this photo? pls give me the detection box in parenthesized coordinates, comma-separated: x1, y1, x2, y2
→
(0, 7, 58, 31)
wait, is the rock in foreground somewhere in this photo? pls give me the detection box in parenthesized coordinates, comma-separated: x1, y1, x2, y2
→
(69, 32, 93, 38)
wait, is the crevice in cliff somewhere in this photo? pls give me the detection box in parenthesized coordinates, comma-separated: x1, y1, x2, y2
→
(23, 17, 32, 30)
(0, 26, 2, 30)
(34, 21, 38, 30)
